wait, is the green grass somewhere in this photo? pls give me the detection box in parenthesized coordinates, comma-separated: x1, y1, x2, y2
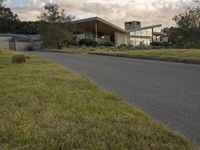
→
(0, 50, 193, 149)
(43, 47, 200, 62)
(90, 49, 200, 61)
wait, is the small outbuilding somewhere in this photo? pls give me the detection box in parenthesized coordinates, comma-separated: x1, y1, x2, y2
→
(0, 33, 42, 51)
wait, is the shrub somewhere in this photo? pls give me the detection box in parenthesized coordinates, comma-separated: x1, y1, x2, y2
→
(27, 46, 34, 51)
(151, 42, 164, 46)
(78, 39, 97, 46)
(118, 44, 128, 48)
(99, 42, 115, 47)
(135, 45, 150, 49)
(12, 54, 26, 63)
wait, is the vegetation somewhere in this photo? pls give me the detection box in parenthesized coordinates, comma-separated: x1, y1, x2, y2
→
(39, 3, 75, 49)
(78, 38, 98, 46)
(162, 0, 200, 48)
(12, 54, 26, 63)
(0, 0, 20, 33)
(99, 42, 115, 47)
(151, 41, 173, 48)
(0, 50, 193, 149)
(0, 0, 39, 34)
(89, 49, 200, 63)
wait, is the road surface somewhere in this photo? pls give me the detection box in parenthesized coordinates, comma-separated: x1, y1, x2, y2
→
(35, 52, 200, 145)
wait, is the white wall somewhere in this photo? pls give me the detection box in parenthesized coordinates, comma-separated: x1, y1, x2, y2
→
(114, 32, 129, 46)
(15, 41, 42, 51)
(0, 37, 12, 50)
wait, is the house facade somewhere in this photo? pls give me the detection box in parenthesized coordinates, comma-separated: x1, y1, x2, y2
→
(74, 17, 165, 46)
(125, 21, 166, 46)
(74, 17, 129, 46)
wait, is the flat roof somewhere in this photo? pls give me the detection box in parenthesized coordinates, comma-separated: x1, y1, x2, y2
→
(127, 24, 162, 32)
(74, 17, 128, 34)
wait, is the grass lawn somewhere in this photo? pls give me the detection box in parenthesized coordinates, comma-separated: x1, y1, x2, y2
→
(43, 47, 200, 63)
(0, 50, 193, 149)
(90, 49, 200, 62)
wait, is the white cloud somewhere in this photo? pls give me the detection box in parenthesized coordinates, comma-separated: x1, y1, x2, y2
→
(9, 0, 193, 28)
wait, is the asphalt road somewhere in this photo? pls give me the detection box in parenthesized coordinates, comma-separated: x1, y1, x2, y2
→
(35, 52, 200, 145)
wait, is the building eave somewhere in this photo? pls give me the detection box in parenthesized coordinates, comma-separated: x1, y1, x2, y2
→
(74, 17, 128, 34)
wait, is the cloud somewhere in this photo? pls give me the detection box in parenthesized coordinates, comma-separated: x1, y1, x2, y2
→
(9, 0, 192, 28)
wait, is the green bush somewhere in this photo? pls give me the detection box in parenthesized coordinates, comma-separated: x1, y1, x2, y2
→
(26, 46, 34, 51)
(99, 42, 115, 47)
(151, 42, 164, 46)
(12, 54, 26, 63)
(78, 39, 97, 46)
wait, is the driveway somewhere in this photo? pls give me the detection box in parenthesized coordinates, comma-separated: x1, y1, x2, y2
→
(35, 52, 200, 145)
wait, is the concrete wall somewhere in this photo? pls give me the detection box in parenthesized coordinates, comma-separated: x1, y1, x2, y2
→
(0, 41, 10, 50)
(115, 32, 129, 46)
(0, 37, 12, 50)
(15, 41, 42, 51)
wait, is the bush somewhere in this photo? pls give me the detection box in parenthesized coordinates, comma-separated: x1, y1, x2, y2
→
(118, 44, 128, 48)
(27, 46, 34, 51)
(99, 42, 115, 47)
(135, 45, 150, 50)
(151, 42, 164, 46)
(12, 54, 26, 63)
(78, 39, 97, 46)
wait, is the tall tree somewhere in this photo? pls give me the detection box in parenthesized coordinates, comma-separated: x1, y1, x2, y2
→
(172, 0, 200, 48)
(0, 0, 20, 33)
(39, 3, 75, 49)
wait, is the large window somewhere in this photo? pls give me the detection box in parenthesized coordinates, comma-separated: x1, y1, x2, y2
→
(130, 29, 153, 46)
(130, 38, 151, 46)
(130, 29, 152, 36)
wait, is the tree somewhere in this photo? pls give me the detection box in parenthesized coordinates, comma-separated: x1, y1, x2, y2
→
(0, 0, 4, 7)
(0, 0, 20, 33)
(171, 0, 200, 48)
(39, 3, 75, 49)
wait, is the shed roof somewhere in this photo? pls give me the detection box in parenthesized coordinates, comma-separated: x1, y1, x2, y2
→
(0, 33, 41, 42)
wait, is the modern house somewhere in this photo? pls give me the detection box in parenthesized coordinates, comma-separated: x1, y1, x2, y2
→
(125, 21, 163, 45)
(74, 17, 129, 46)
(0, 33, 42, 51)
(0, 17, 166, 50)
(74, 17, 165, 46)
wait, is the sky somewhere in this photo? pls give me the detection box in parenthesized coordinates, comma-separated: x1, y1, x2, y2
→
(5, 0, 192, 28)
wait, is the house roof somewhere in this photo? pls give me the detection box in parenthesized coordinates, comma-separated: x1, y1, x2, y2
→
(74, 17, 128, 35)
(0, 33, 41, 42)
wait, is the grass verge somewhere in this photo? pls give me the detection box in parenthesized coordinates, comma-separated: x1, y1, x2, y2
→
(0, 50, 193, 149)
(89, 49, 200, 64)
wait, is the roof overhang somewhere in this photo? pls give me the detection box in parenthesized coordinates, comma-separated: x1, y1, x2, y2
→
(74, 17, 128, 35)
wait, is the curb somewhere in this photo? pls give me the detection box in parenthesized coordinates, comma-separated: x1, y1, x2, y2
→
(37, 50, 76, 54)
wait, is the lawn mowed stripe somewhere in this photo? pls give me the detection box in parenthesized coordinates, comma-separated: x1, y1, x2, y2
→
(0, 50, 193, 149)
